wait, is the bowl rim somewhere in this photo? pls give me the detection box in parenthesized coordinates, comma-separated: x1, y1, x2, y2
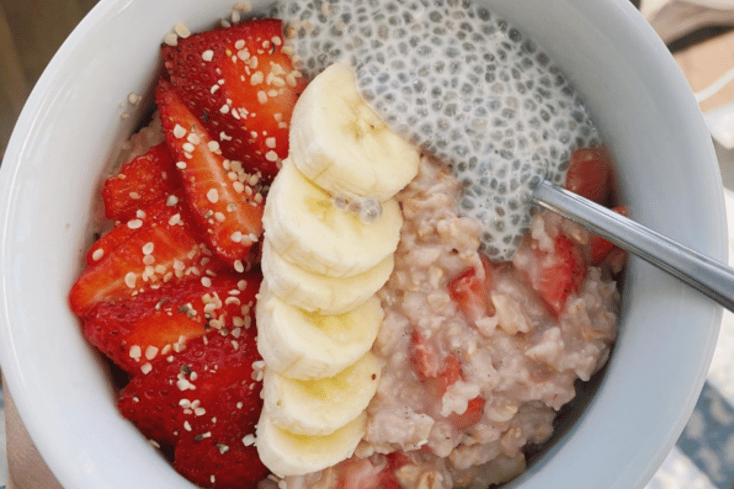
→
(0, 0, 726, 487)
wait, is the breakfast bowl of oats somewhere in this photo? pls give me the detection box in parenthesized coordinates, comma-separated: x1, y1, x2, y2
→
(0, 0, 724, 488)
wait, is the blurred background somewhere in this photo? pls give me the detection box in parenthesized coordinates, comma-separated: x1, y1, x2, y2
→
(0, 0, 99, 160)
(1, 0, 734, 488)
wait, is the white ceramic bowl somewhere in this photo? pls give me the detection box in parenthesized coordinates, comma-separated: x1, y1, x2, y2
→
(0, 0, 725, 488)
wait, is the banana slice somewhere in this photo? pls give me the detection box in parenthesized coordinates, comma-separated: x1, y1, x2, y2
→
(263, 352, 381, 436)
(256, 284, 383, 380)
(289, 61, 420, 202)
(261, 239, 394, 315)
(256, 409, 367, 478)
(263, 160, 403, 278)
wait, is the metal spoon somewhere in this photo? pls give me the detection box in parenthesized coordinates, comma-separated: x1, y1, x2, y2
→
(533, 179, 734, 311)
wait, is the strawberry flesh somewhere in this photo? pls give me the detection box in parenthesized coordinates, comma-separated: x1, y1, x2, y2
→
(589, 206, 628, 265)
(333, 456, 403, 489)
(565, 146, 613, 204)
(102, 143, 180, 221)
(70, 193, 221, 316)
(157, 79, 265, 268)
(409, 332, 486, 430)
(435, 354, 486, 429)
(409, 329, 441, 381)
(85, 221, 137, 266)
(535, 234, 587, 315)
(449, 396, 486, 430)
(435, 354, 463, 395)
(448, 258, 495, 324)
(83, 272, 260, 374)
(161, 19, 307, 180)
(118, 330, 267, 488)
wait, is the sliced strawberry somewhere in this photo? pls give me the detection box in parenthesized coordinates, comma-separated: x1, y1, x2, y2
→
(433, 354, 485, 429)
(448, 258, 495, 324)
(118, 330, 268, 488)
(69, 192, 222, 316)
(409, 329, 441, 381)
(448, 396, 486, 430)
(589, 235, 615, 266)
(565, 146, 613, 204)
(85, 221, 137, 266)
(589, 206, 628, 265)
(174, 426, 267, 489)
(410, 333, 465, 393)
(83, 271, 260, 374)
(157, 80, 264, 268)
(434, 354, 463, 395)
(86, 192, 188, 267)
(162, 19, 307, 180)
(102, 143, 180, 221)
(534, 234, 587, 315)
(409, 334, 486, 430)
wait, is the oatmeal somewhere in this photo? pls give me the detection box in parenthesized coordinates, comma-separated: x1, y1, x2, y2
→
(274, 155, 620, 489)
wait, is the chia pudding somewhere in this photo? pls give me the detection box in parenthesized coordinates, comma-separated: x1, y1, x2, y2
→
(275, 0, 600, 260)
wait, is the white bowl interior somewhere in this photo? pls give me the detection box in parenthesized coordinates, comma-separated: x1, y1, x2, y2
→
(0, 0, 724, 488)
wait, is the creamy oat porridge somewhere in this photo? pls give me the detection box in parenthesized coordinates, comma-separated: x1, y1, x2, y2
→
(270, 153, 621, 489)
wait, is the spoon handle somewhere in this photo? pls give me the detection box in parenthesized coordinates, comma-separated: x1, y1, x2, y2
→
(533, 180, 734, 311)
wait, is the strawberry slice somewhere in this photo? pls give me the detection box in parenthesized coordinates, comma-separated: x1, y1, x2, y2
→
(174, 428, 267, 489)
(69, 192, 222, 316)
(589, 206, 628, 265)
(102, 143, 180, 221)
(448, 258, 495, 324)
(434, 354, 485, 429)
(85, 221, 137, 266)
(157, 80, 264, 268)
(83, 271, 260, 374)
(564, 146, 613, 204)
(86, 192, 185, 267)
(409, 332, 486, 430)
(161, 19, 307, 180)
(434, 354, 463, 395)
(118, 330, 268, 488)
(409, 332, 464, 393)
(449, 396, 486, 430)
(534, 234, 587, 315)
(409, 329, 441, 381)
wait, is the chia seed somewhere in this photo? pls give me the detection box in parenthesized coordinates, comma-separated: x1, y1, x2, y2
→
(275, 0, 598, 260)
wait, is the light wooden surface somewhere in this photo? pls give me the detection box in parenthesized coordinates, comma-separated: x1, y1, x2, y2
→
(0, 0, 98, 160)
